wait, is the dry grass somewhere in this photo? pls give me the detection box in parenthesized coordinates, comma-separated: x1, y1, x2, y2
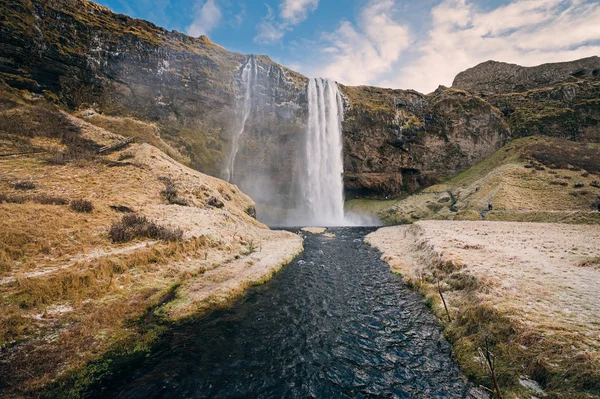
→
(0, 204, 104, 275)
(12, 179, 36, 190)
(159, 176, 189, 206)
(377, 137, 600, 224)
(82, 113, 188, 164)
(0, 104, 100, 164)
(368, 223, 600, 398)
(527, 139, 600, 173)
(0, 99, 302, 398)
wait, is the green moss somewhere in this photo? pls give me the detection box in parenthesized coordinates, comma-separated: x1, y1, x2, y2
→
(39, 284, 180, 399)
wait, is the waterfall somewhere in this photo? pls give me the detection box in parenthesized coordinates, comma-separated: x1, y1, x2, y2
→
(226, 55, 257, 182)
(303, 78, 346, 226)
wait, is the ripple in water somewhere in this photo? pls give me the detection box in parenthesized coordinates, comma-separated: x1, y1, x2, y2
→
(92, 227, 472, 398)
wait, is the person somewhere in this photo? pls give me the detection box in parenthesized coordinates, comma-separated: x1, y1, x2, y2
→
(488, 203, 493, 211)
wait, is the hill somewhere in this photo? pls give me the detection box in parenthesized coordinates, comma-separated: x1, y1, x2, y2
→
(351, 136, 600, 224)
(0, 89, 302, 397)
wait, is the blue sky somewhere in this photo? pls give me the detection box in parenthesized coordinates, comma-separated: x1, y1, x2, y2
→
(95, 0, 600, 93)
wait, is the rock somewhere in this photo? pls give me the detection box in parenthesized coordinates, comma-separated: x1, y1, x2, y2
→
(340, 85, 510, 198)
(453, 57, 600, 94)
(452, 57, 600, 141)
(1, 0, 598, 204)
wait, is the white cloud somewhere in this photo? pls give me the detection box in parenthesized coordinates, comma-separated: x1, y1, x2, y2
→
(254, 0, 319, 44)
(187, 0, 222, 37)
(307, 0, 600, 93)
(317, 0, 410, 84)
(389, 0, 600, 93)
(254, 5, 287, 44)
(281, 0, 319, 24)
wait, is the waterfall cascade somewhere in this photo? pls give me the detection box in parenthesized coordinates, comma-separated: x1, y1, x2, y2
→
(226, 55, 257, 182)
(302, 78, 346, 226)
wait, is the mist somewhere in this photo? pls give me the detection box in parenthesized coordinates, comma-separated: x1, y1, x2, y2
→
(225, 55, 378, 227)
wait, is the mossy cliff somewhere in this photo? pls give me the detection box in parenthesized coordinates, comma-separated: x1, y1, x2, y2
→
(453, 57, 600, 141)
(340, 57, 600, 199)
(0, 0, 306, 182)
(1, 0, 599, 203)
(340, 85, 510, 198)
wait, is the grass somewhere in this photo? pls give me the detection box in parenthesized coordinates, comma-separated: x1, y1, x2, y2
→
(159, 177, 189, 206)
(0, 193, 69, 205)
(0, 104, 100, 163)
(0, 204, 102, 276)
(399, 254, 600, 398)
(373, 136, 600, 225)
(528, 139, 600, 173)
(83, 114, 189, 165)
(12, 179, 36, 190)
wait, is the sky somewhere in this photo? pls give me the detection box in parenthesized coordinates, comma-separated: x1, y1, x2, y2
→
(95, 0, 600, 93)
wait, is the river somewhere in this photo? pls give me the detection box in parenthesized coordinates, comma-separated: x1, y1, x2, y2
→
(92, 227, 472, 398)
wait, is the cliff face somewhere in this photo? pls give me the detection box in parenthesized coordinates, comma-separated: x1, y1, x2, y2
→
(340, 85, 510, 197)
(453, 57, 600, 94)
(453, 57, 600, 141)
(0, 0, 307, 180)
(1, 0, 598, 205)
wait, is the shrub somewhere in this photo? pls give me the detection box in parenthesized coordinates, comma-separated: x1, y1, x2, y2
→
(34, 194, 69, 205)
(109, 205, 134, 213)
(592, 181, 600, 188)
(0, 193, 68, 205)
(109, 214, 183, 243)
(13, 180, 36, 190)
(70, 199, 94, 213)
(0, 193, 24, 204)
(0, 104, 100, 159)
(549, 180, 568, 186)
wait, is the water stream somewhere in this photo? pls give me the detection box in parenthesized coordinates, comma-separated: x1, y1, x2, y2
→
(226, 55, 257, 183)
(92, 228, 472, 398)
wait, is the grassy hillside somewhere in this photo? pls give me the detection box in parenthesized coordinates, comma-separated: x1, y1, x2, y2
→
(361, 136, 600, 225)
(0, 89, 303, 397)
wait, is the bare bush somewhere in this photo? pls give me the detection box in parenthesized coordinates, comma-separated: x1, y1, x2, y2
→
(207, 196, 224, 208)
(549, 180, 568, 186)
(70, 199, 94, 213)
(34, 194, 69, 205)
(0, 193, 24, 204)
(13, 180, 36, 190)
(0, 193, 68, 205)
(117, 151, 135, 161)
(109, 214, 183, 243)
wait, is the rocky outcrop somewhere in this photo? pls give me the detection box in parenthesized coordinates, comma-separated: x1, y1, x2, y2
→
(453, 57, 600, 94)
(340, 85, 511, 198)
(453, 57, 600, 141)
